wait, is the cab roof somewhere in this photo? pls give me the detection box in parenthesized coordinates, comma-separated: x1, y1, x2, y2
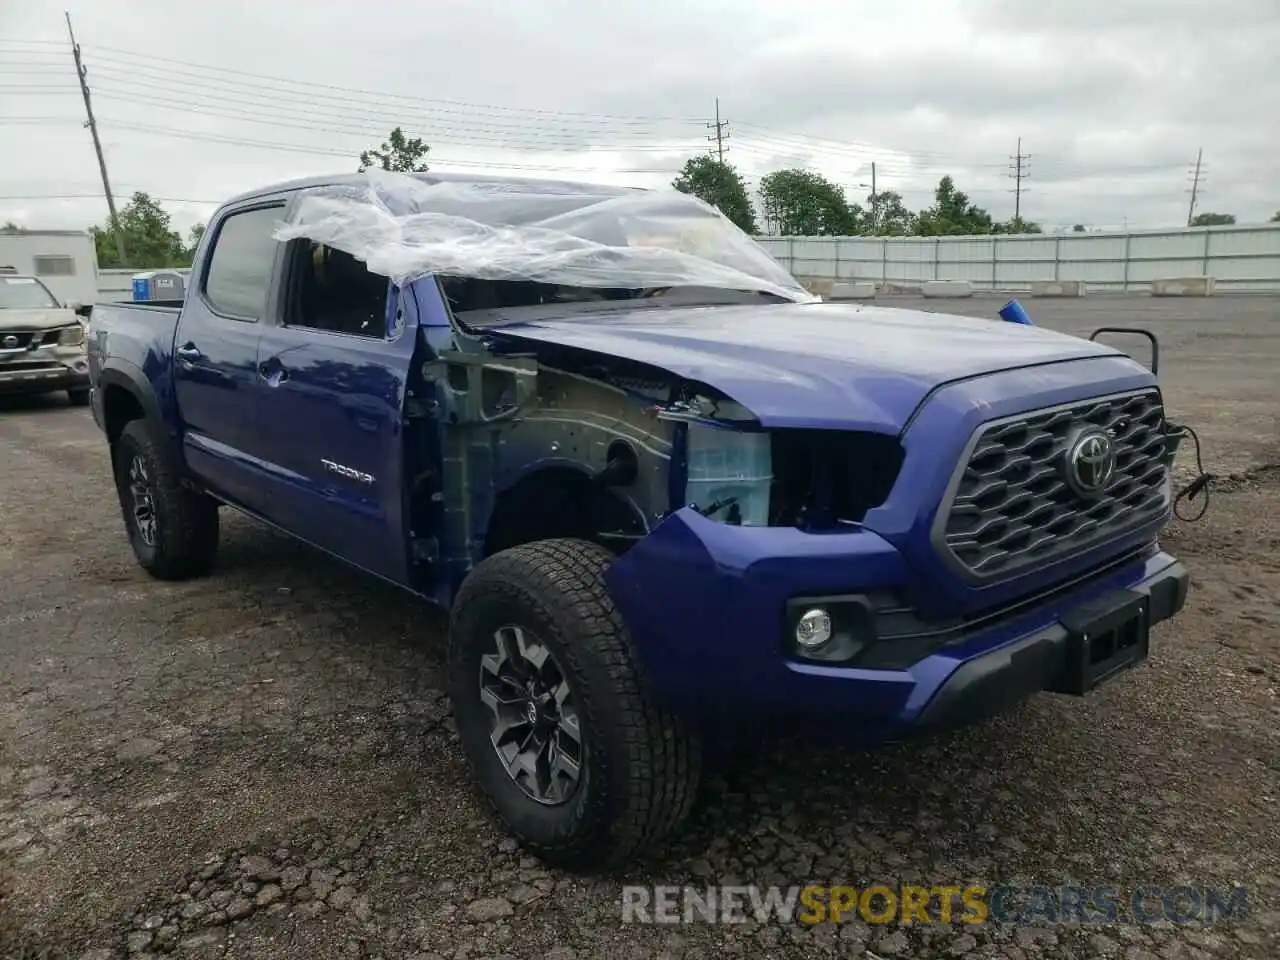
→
(224, 171, 642, 208)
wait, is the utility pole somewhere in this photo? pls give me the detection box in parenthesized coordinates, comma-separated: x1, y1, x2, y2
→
(870, 161, 877, 233)
(706, 98, 729, 164)
(66, 11, 126, 264)
(1186, 147, 1204, 226)
(1008, 137, 1030, 224)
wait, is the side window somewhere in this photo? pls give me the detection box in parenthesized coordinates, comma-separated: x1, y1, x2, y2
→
(203, 206, 283, 320)
(34, 254, 76, 276)
(288, 241, 389, 339)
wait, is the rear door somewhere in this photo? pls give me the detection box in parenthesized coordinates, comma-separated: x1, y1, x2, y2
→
(252, 238, 419, 584)
(173, 202, 285, 514)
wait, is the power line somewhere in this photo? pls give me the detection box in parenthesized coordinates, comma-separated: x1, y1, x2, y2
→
(3, 115, 683, 175)
(0, 193, 219, 204)
(78, 41, 701, 125)
(1009, 137, 1030, 222)
(3, 48, 1195, 186)
(64, 14, 125, 263)
(0, 39, 1213, 226)
(1186, 147, 1204, 226)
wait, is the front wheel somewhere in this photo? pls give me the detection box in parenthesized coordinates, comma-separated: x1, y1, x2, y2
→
(447, 539, 702, 871)
(113, 419, 220, 580)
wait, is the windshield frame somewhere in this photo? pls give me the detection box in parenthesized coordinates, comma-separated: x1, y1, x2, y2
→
(0, 275, 61, 310)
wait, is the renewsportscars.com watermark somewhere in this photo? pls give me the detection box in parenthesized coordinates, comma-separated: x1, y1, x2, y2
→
(620, 884, 1249, 926)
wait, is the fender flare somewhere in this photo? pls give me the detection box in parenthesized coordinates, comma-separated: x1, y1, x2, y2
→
(96, 361, 163, 438)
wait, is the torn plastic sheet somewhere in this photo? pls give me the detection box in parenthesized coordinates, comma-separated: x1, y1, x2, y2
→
(272, 170, 816, 303)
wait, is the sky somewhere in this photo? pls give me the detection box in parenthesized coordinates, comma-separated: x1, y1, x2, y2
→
(1, 0, 1277, 238)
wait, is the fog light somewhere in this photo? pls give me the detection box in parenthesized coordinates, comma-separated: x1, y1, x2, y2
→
(795, 608, 833, 649)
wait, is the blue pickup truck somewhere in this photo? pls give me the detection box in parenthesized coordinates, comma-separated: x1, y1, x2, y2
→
(87, 171, 1188, 869)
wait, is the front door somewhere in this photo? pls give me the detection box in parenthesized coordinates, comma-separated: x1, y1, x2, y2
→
(253, 240, 419, 584)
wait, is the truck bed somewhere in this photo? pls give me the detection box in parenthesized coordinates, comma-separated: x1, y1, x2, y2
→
(87, 301, 183, 406)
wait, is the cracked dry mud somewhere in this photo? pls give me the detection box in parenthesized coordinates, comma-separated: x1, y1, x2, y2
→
(2, 296, 1278, 959)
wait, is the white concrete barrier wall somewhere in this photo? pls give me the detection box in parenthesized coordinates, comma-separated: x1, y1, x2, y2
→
(756, 224, 1280, 293)
(921, 280, 973, 298)
(1151, 277, 1216, 297)
(1030, 280, 1087, 297)
(827, 281, 876, 300)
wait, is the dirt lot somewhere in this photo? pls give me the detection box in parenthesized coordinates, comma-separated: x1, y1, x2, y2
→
(1, 295, 1277, 960)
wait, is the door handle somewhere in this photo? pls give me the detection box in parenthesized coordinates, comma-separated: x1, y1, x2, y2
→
(176, 343, 202, 362)
(258, 357, 290, 386)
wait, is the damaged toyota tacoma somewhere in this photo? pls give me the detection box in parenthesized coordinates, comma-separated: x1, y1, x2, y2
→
(86, 171, 1189, 869)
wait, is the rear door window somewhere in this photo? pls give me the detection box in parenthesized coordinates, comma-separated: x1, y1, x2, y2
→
(203, 206, 284, 320)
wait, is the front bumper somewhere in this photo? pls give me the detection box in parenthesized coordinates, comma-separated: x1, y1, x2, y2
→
(0, 359, 90, 395)
(605, 508, 1188, 739)
(913, 558, 1187, 729)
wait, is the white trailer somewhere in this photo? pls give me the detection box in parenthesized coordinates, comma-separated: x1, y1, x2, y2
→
(0, 229, 100, 307)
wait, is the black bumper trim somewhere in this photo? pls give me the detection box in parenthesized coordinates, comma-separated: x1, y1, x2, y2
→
(915, 560, 1189, 729)
(0, 369, 90, 395)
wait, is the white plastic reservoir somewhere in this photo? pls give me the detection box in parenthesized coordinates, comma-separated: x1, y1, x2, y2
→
(684, 422, 772, 526)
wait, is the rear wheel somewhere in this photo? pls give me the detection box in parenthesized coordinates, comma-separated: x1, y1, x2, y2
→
(448, 538, 701, 871)
(113, 419, 219, 580)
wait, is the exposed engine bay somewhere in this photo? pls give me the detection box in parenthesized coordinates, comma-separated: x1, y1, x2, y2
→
(404, 307, 908, 586)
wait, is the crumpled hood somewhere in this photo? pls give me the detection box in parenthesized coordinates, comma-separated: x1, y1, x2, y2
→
(487, 301, 1125, 433)
(0, 308, 77, 332)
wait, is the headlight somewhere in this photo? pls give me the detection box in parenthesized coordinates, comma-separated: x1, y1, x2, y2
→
(58, 324, 85, 347)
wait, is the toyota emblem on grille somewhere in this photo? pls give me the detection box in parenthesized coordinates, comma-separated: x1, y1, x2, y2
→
(1065, 428, 1116, 496)
(1, 335, 17, 349)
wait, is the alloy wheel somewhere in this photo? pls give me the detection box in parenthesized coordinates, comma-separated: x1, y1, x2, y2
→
(479, 624, 583, 805)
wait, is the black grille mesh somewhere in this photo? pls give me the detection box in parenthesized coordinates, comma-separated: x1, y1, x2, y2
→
(938, 390, 1169, 580)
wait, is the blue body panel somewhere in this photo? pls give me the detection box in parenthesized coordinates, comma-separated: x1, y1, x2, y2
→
(252, 300, 416, 584)
(604, 505, 1180, 733)
(86, 175, 1187, 738)
(483, 301, 1126, 433)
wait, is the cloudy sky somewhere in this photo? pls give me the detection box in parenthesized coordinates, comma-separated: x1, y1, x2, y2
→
(1, 0, 1276, 238)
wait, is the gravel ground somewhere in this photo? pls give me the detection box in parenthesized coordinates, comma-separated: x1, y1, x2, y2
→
(1, 295, 1278, 960)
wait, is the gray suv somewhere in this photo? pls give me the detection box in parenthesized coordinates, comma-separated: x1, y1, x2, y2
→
(0, 274, 93, 405)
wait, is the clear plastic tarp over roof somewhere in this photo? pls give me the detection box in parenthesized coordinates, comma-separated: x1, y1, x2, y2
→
(272, 171, 815, 303)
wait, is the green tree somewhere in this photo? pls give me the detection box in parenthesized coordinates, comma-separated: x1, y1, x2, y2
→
(758, 169, 855, 236)
(359, 127, 430, 173)
(914, 176, 995, 236)
(1, 220, 26, 233)
(1271, 211, 1280, 222)
(995, 216, 1043, 234)
(1190, 212, 1235, 226)
(1072, 224, 1087, 232)
(90, 192, 190, 269)
(672, 156, 757, 233)
(186, 223, 206, 258)
(863, 190, 914, 235)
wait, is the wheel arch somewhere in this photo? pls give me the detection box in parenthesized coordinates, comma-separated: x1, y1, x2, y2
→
(482, 463, 648, 559)
(97, 364, 163, 446)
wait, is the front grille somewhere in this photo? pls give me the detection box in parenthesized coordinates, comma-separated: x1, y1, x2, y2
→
(0, 329, 55, 351)
(935, 389, 1170, 581)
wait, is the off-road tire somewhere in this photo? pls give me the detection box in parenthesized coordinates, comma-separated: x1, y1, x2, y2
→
(448, 538, 702, 871)
(113, 419, 219, 580)
(66, 387, 90, 407)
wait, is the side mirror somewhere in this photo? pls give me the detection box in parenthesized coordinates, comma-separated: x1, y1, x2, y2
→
(70, 301, 93, 318)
